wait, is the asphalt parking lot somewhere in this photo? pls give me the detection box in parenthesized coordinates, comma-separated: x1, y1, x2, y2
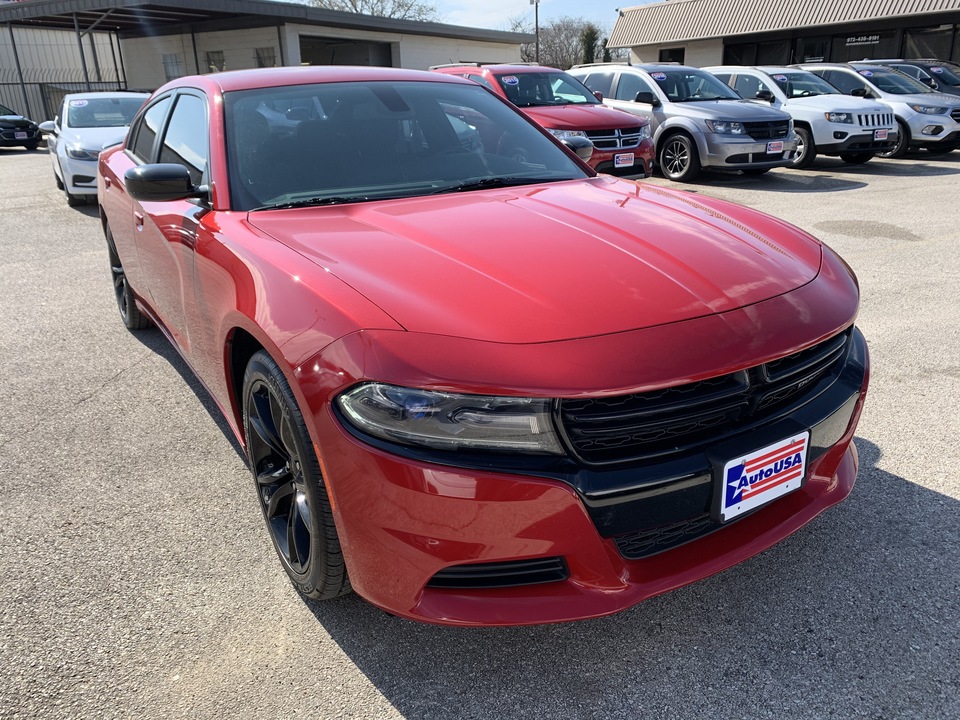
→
(1, 147, 958, 720)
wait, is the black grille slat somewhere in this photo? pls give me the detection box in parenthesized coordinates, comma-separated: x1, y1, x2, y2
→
(615, 515, 716, 559)
(427, 557, 568, 589)
(584, 127, 645, 150)
(951, 109, 960, 122)
(743, 120, 790, 140)
(559, 331, 851, 465)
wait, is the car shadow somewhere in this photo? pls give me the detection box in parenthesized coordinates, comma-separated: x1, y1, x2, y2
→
(673, 169, 869, 193)
(296, 436, 959, 718)
(126, 326, 245, 461)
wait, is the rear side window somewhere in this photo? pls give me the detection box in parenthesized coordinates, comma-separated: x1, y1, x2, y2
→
(130, 96, 173, 162)
(732, 74, 765, 98)
(615, 73, 651, 102)
(159, 94, 208, 186)
(821, 70, 865, 95)
(582, 71, 614, 97)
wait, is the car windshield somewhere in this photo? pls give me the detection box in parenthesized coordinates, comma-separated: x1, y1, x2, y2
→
(646, 68, 741, 101)
(764, 70, 840, 97)
(493, 71, 599, 106)
(224, 80, 587, 212)
(925, 64, 960, 86)
(853, 66, 934, 94)
(66, 97, 146, 128)
(0, 103, 16, 115)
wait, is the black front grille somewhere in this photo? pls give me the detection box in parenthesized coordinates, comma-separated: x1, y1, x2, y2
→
(559, 331, 851, 466)
(951, 108, 960, 122)
(426, 557, 569, 589)
(743, 120, 790, 140)
(585, 126, 645, 150)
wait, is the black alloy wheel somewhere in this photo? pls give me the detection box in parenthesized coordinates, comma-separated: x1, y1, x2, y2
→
(242, 350, 350, 601)
(105, 225, 151, 330)
(659, 133, 701, 182)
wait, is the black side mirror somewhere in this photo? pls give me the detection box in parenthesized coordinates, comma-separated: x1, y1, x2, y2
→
(561, 135, 594, 163)
(593, 90, 604, 102)
(923, 78, 938, 89)
(634, 91, 661, 107)
(851, 88, 872, 98)
(125, 164, 208, 203)
(756, 89, 775, 102)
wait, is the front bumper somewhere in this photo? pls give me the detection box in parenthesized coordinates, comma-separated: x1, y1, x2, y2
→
(60, 153, 99, 196)
(817, 128, 898, 155)
(312, 322, 868, 626)
(903, 112, 960, 148)
(590, 138, 655, 177)
(704, 134, 799, 169)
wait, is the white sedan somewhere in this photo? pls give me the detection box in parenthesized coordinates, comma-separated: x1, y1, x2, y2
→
(39, 92, 148, 206)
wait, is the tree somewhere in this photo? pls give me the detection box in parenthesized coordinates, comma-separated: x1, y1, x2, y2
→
(308, 0, 438, 22)
(581, 23, 600, 65)
(509, 16, 630, 70)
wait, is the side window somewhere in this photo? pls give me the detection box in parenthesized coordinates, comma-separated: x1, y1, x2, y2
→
(468, 74, 496, 91)
(733, 74, 762, 98)
(615, 73, 650, 102)
(129, 96, 173, 162)
(583, 71, 614, 97)
(159, 94, 208, 186)
(822, 70, 864, 95)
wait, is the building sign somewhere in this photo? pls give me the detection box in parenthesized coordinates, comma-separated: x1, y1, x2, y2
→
(845, 34, 881, 47)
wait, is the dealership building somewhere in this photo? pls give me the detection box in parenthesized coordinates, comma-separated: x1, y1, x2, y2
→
(609, 0, 960, 68)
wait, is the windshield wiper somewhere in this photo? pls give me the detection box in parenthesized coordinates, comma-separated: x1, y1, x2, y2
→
(430, 177, 565, 194)
(254, 195, 371, 210)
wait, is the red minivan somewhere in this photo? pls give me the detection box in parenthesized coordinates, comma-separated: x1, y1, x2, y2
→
(431, 63, 655, 176)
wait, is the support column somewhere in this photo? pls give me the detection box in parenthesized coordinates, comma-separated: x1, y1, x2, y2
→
(6, 22, 31, 117)
(73, 13, 92, 90)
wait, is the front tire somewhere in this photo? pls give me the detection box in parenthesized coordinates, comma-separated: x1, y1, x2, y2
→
(658, 133, 701, 182)
(242, 350, 350, 601)
(878, 120, 909, 158)
(790, 127, 817, 169)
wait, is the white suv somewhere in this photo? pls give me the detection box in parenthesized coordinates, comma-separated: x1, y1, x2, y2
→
(798, 63, 960, 157)
(570, 63, 798, 182)
(707, 66, 897, 168)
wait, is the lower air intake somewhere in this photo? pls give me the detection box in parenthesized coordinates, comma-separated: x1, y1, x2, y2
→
(426, 557, 569, 589)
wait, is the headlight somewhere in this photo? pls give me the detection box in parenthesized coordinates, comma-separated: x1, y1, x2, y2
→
(65, 145, 100, 160)
(909, 104, 948, 115)
(704, 120, 745, 135)
(824, 112, 853, 124)
(336, 383, 565, 455)
(547, 129, 588, 140)
(639, 124, 652, 140)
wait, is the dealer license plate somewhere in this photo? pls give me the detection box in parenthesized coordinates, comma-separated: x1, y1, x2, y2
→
(874, 129, 889, 141)
(717, 432, 809, 522)
(614, 152, 635, 168)
(766, 140, 784, 154)
(14, 131, 27, 140)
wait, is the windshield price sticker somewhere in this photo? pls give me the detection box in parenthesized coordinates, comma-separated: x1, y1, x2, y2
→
(502, 76, 519, 86)
(931, 67, 944, 74)
(614, 152, 635, 168)
(859, 70, 874, 77)
(773, 74, 788, 82)
(69, 99, 89, 107)
(874, 128, 888, 140)
(651, 72, 667, 81)
(767, 140, 784, 154)
(719, 432, 809, 522)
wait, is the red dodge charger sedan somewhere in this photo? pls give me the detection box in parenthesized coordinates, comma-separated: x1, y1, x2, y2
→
(98, 66, 868, 626)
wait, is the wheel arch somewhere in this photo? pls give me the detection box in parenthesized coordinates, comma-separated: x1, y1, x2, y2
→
(225, 326, 267, 444)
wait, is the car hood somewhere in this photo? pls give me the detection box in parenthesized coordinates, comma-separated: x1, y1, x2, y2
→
(248, 177, 822, 343)
(0, 114, 35, 128)
(784, 95, 889, 114)
(666, 99, 792, 121)
(521, 104, 646, 130)
(60, 125, 130, 151)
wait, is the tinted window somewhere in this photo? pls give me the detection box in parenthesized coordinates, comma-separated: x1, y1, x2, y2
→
(819, 70, 866, 95)
(159, 94, 208, 185)
(646, 69, 740, 101)
(494, 71, 598, 106)
(224, 80, 586, 211)
(615, 73, 651, 102)
(582, 71, 614, 97)
(853, 66, 932, 94)
(65, 97, 145, 129)
(733, 74, 764, 98)
(130, 96, 173, 162)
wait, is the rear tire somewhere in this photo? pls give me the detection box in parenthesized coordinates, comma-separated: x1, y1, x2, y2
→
(105, 224, 151, 330)
(64, 185, 83, 207)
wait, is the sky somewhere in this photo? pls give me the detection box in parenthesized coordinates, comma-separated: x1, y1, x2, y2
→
(434, 1, 652, 36)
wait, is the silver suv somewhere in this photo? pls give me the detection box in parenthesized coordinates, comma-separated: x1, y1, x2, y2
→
(798, 63, 960, 157)
(569, 63, 797, 182)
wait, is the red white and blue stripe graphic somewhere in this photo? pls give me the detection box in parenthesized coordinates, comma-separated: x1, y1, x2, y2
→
(722, 432, 809, 521)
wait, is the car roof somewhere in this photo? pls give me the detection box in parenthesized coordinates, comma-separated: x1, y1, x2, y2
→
(63, 91, 150, 100)
(432, 63, 563, 74)
(158, 66, 472, 95)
